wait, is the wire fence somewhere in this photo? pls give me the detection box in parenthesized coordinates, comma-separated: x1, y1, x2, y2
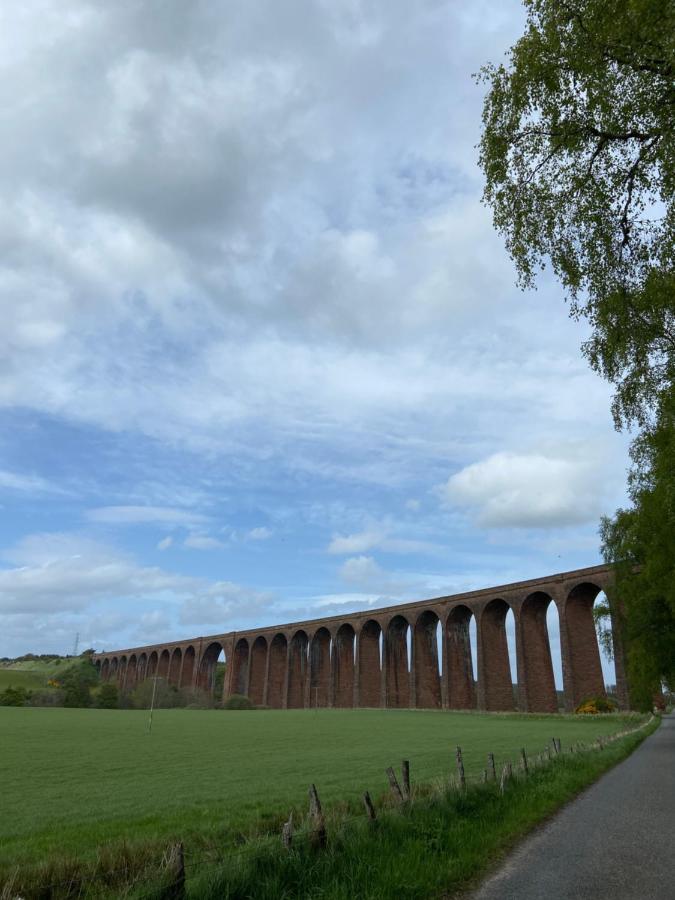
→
(1, 715, 654, 900)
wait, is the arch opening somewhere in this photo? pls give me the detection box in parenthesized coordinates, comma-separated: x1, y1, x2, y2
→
(147, 651, 159, 679)
(158, 649, 170, 680)
(197, 642, 226, 697)
(386, 615, 411, 708)
(479, 599, 515, 711)
(359, 620, 382, 708)
(179, 646, 195, 689)
(309, 627, 331, 708)
(137, 653, 148, 684)
(231, 638, 250, 697)
(333, 624, 355, 708)
(520, 592, 558, 712)
(563, 582, 607, 709)
(414, 610, 441, 709)
(446, 605, 477, 710)
(168, 648, 182, 686)
(126, 654, 138, 691)
(288, 630, 309, 708)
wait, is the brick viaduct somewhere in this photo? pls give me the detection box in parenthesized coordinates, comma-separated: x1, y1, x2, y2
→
(92, 564, 629, 713)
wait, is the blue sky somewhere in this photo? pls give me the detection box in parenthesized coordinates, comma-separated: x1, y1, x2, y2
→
(0, 1, 626, 681)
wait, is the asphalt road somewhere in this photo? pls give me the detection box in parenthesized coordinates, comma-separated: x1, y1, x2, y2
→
(470, 714, 674, 900)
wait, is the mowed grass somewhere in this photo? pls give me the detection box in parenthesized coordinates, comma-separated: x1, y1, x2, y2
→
(0, 706, 640, 874)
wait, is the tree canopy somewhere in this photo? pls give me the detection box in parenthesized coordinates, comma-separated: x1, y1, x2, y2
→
(478, 0, 674, 427)
(478, 0, 674, 708)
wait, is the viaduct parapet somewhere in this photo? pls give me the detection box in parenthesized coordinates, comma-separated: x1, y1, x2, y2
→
(93, 564, 629, 713)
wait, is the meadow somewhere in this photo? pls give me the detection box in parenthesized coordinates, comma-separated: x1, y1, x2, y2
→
(0, 705, 643, 878)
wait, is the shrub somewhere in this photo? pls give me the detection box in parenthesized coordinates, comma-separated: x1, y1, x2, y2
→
(98, 683, 119, 709)
(29, 689, 66, 707)
(575, 695, 618, 714)
(0, 686, 30, 707)
(222, 693, 254, 710)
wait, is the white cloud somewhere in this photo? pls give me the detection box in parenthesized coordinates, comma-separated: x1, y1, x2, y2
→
(246, 526, 272, 541)
(339, 555, 386, 587)
(183, 534, 225, 551)
(328, 528, 385, 555)
(157, 535, 173, 551)
(87, 506, 208, 526)
(0, 469, 62, 495)
(442, 449, 618, 528)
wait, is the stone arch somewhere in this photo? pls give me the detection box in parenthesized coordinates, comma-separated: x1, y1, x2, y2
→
(562, 582, 606, 709)
(386, 615, 411, 708)
(414, 610, 441, 709)
(358, 619, 382, 708)
(248, 636, 267, 705)
(137, 652, 148, 683)
(309, 627, 331, 708)
(168, 648, 182, 686)
(519, 592, 558, 712)
(126, 654, 138, 690)
(288, 630, 309, 708)
(197, 641, 226, 696)
(231, 638, 250, 696)
(267, 634, 287, 708)
(147, 650, 159, 679)
(333, 623, 355, 707)
(446, 605, 476, 709)
(118, 655, 128, 688)
(110, 657, 119, 679)
(479, 599, 515, 711)
(180, 646, 195, 689)
(158, 649, 170, 680)
(101, 658, 110, 680)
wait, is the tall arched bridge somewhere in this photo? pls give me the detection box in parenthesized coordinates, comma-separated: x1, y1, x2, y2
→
(93, 564, 629, 712)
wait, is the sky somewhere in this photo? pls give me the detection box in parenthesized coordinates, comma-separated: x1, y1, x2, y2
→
(0, 1, 626, 681)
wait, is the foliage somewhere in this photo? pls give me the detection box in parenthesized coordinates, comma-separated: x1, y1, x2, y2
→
(601, 388, 675, 709)
(130, 677, 176, 710)
(575, 695, 618, 714)
(60, 659, 99, 708)
(478, 0, 675, 429)
(222, 693, 254, 710)
(478, 0, 675, 712)
(0, 686, 30, 707)
(28, 689, 67, 707)
(97, 683, 119, 709)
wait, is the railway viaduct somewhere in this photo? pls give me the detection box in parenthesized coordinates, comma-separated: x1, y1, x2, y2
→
(92, 564, 629, 713)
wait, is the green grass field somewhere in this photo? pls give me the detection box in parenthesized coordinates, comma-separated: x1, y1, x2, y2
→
(0, 705, 642, 879)
(0, 668, 46, 690)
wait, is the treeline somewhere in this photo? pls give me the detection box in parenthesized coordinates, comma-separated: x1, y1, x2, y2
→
(0, 656, 256, 711)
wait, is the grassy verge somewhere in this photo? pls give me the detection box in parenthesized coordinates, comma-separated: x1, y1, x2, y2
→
(2, 714, 656, 899)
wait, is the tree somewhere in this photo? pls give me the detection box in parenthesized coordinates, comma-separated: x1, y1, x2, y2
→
(478, 0, 674, 428)
(97, 682, 119, 709)
(478, 0, 675, 708)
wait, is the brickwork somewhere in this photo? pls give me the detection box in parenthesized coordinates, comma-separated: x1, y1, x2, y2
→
(248, 636, 267, 705)
(94, 564, 628, 713)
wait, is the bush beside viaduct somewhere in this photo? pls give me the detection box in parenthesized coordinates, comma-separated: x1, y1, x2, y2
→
(93, 564, 629, 713)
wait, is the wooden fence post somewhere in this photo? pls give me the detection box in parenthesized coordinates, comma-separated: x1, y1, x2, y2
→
(520, 748, 529, 775)
(308, 784, 327, 848)
(488, 752, 496, 781)
(363, 791, 377, 821)
(401, 760, 411, 800)
(282, 813, 293, 850)
(456, 746, 466, 790)
(386, 767, 404, 804)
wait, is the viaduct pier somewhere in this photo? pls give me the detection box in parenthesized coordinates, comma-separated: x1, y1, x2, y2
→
(93, 564, 629, 713)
